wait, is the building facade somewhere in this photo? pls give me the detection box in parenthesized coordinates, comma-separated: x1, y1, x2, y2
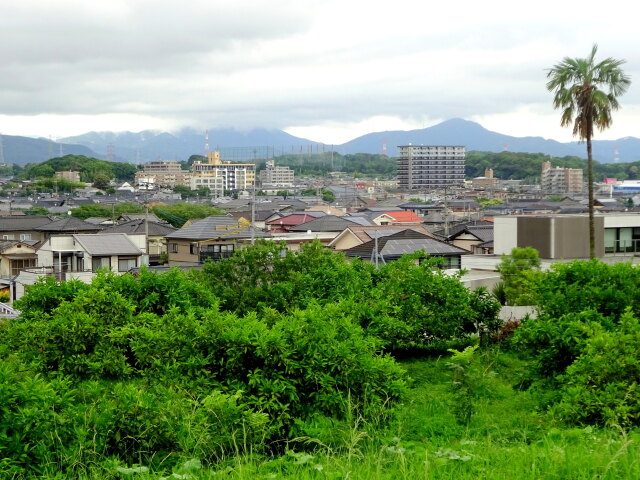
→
(190, 152, 255, 195)
(135, 160, 191, 189)
(541, 161, 583, 194)
(55, 170, 81, 183)
(259, 160, 294, 188)
(397, 145, 466, 191)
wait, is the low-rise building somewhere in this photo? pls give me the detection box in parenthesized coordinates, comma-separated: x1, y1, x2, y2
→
(135, 160, 191, 189)
(259, 160, 294, 188)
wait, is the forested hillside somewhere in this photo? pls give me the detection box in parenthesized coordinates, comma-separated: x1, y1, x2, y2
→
(16, 154, 138, 182)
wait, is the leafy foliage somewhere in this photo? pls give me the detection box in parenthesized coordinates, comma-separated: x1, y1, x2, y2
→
(19, 154, 138, 182)
(151, 203, 226, 227)
(3, 267, 407, 474)
(496, 247, 543, 306)
(195, 241, 501, 351)
(70, 202, 144, 219)
(514, 260, 640, 426)
(552, 311, 640, 426)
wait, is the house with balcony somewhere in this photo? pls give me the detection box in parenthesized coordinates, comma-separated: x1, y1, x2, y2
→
(36, 233, 144, 274)
(166, 216, 270, 265)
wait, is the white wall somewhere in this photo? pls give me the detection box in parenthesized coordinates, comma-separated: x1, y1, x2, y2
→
(493, 217, 518, 255)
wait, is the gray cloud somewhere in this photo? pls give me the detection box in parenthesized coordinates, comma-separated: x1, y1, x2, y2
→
(0, 0, 638, 142)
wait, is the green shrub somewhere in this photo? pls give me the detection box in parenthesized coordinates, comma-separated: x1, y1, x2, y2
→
(552, 311, 640, 427)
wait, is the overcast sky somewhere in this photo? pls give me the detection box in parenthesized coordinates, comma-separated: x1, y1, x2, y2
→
(0, 0, 638, 145)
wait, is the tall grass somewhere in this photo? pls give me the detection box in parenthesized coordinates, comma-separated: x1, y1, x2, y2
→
(36, 351, 640, 479)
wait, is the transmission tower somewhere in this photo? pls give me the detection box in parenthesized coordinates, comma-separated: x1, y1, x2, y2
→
(106, 143, 115, 162)
(0, 133, 5, 165)
(614, 145, 620, 163)
(204, 129, 210, 157)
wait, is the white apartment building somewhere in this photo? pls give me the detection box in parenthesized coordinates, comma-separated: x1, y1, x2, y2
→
(190, 152, 255, 195)
(397, 145, 466, 191)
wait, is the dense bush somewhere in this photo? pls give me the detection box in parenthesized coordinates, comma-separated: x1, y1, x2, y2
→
(514, 260, 640, 379)
(514, 260, 640, 427)
(552, 311, 640, 426)
(3, 267, 407, 474)
(196, 241, 501, 351)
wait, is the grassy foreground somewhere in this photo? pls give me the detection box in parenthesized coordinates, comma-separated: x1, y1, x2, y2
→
(36, 350, 640, 479)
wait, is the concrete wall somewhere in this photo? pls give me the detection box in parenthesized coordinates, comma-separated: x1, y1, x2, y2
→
(493, 217, 518, 255)
(494, 215, 604, 259)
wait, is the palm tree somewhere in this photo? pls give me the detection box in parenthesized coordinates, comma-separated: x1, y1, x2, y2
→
(546, 45, 631, 258)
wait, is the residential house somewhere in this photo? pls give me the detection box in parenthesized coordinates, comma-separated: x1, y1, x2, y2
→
(37, 233, 144, 274)
(100, 219, 177, 264)
(0, 215, 54, 243)
(166, 216, 270, 265)
(329, 225, 435, 251)
(35, 216, 103, 239)
(446, 224, 494, 254)
(0, 240, 39, 277)
(343, 229, 469, 268)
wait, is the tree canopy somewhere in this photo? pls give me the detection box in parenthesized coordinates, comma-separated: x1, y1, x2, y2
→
(19, 155, 138, 183)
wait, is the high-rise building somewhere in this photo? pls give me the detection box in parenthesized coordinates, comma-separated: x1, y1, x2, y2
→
(397, 145, 466, 191)
(541, 161, 583, 194)
(190, 151, 255, 195)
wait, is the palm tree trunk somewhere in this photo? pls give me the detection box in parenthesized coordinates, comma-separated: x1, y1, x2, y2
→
(587, 135, 595, 259)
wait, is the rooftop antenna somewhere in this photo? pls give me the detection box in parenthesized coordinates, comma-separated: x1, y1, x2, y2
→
(204, 129, 210, 156)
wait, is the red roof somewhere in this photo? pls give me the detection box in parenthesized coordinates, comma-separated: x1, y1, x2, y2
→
(385, 211, 423, 223)
(266, 213, 318, 227)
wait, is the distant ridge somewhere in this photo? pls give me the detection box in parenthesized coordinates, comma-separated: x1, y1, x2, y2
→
(0, 134, 99, 165)
(2, 119, 639, 165)
(339, 118, 640, 163)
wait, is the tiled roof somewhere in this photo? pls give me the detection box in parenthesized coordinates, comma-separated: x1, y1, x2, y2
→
(0, 215, 54, 231)
(384, 211, 423, 223)
(73, 234, 142, 256)
(288, 215, 364, 232)
(344, 229, 468, 259)
(266, 212, 324, 226)
(101, 219, 177, 236)
(36, 216, 103, 232)
(166, 216, 270, 240)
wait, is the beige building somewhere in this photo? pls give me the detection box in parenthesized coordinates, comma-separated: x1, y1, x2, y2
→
(259, 160, 294, 187)
(190, 152, 255, 195)
(135, 160, 191, 189)
(541, 161, 583, 194)
(55, 170, 81, 183)
(472, 168, 500, 190)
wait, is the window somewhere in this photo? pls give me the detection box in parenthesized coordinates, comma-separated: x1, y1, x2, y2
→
(20, 234, 32, 241)
(169, 243, 179, 253)
(92, 256, 111, 271)
(118, 257, 137, 272)
(10, 258, 37, 276)
(190, 243, 199, 255)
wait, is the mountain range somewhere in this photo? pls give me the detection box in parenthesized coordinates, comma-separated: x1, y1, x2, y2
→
(1, 119, 639, 165)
